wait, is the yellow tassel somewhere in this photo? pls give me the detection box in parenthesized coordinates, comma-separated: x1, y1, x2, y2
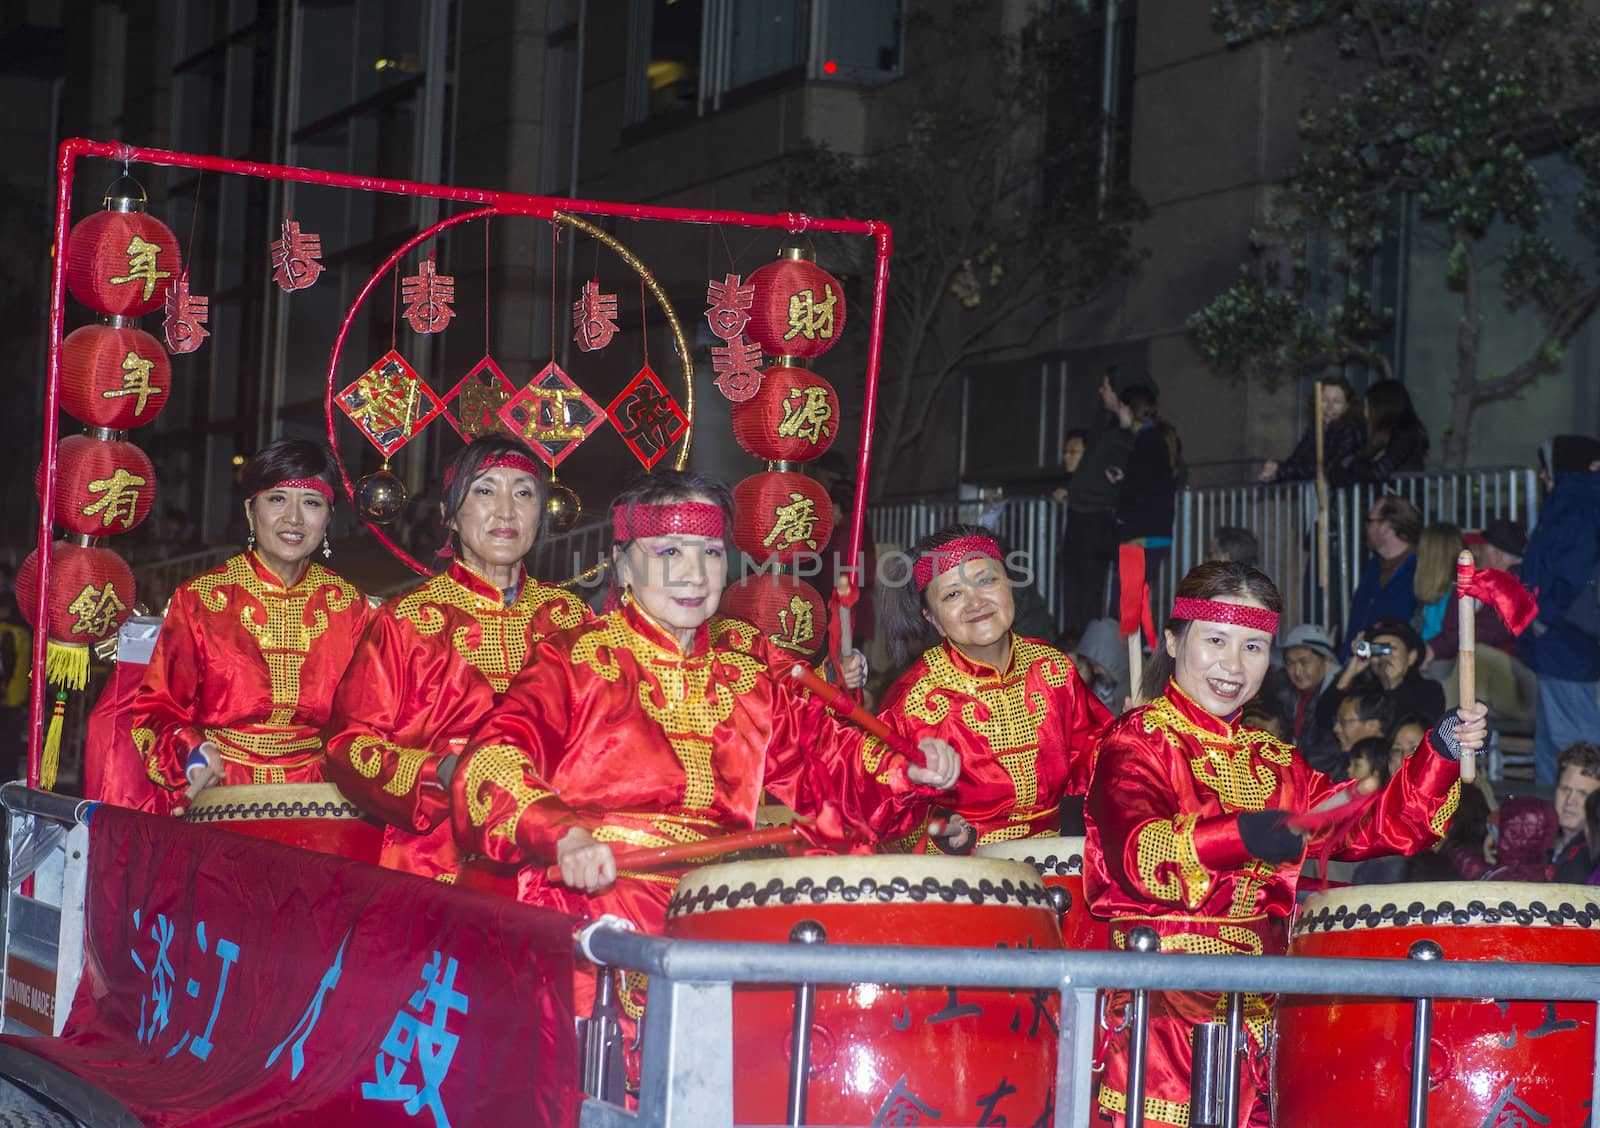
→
(44, 642, 89, 692)
(41, 692, 64, 791)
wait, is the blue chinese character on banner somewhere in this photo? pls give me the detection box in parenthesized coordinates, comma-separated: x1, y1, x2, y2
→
(129, 908, 176, 1045)
(167, 919, 240, 1061)
(267, 929, 351, 1081)
(361, 951, 469, 1127)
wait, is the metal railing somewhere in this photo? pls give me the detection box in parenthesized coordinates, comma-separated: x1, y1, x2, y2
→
(578, 923, 1600, 1128)
(529, 516, 613, 589)
(130, 546, 235, 615)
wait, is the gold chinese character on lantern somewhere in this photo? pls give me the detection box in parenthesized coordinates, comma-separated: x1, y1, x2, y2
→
(784, 285, 838, 343)
(347, 364, 421, 439)
(777, 385, 834, 446)
(109, 235, 173, 303)
(764, 493, 821, 551)
(775, 595, 816, 650)
(81, 467, 148, 530)
(102, 351, 164, 416)
(67, 581, 127, 637)
(514, 386, 587, 442)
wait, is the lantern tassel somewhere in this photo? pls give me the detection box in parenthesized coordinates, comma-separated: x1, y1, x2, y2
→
(45, 641, 91, 692)
(41, 691, 66, 791)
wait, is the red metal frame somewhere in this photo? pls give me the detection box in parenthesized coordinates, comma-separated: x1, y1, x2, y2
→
(33, 137, 893, 787)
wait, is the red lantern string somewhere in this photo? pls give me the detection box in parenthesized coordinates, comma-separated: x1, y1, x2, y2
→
(549, 220, 559, 362)
(639, 274, 649, 366)
(484, 217, 491, 357)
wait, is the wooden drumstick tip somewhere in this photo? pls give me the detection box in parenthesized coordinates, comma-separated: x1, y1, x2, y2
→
(1461, 749, 1477, 782)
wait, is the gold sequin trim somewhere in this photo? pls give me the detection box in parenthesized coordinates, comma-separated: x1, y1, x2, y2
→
(204, 726, 321, 758)
(394, 574, 587, 692)
(346, 734, 387, 780)
(383, 744, 432, 798)
(1134, 813, 1211, 907)
(1429, 779, 1462, 837)
(460, 743, 553, 841)
(1097, 1084, 1190, 1127)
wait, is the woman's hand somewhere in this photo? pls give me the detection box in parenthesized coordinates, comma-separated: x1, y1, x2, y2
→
(840, 650, 869, 690)
(1438, 702, 1489, 760)
(907, 738, 961, 790)
(1258, 460, 1279, 482)
(556, 827, 617, 892)
(1105, 466, 1125, 484)
(183, 741, 224, 800)
(1336, 632, 1370, 689)
(1051, 486, 1069, 504)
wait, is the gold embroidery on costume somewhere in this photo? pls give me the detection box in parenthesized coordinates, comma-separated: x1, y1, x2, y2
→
(1096, 1085, 1192, 1126)
(461, 743, 554, 841)
(394, 573, 587, 692)
(1429, 780, 1461, 836)
(347, 735, 388, 779)
(133, 726, 164, 784)
(1142, 693, 1291, 812)
(1134, 813, 1211, 907)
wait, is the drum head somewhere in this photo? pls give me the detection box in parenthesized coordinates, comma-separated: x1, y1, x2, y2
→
(975, 836, 1087, 877)
(1294, 880, 1600, 936)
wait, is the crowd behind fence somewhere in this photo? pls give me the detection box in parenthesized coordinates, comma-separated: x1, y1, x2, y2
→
(524, 466, 1542, 639)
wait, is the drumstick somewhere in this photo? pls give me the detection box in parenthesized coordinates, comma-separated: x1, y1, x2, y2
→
(789, 663, 927, 767)
(544, 823, 804, 884)
(836, 574, 854, 668)
(1456, 550, 1478, 783)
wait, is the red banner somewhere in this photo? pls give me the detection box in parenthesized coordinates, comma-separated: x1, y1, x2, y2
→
(2, 804, 580, 1126)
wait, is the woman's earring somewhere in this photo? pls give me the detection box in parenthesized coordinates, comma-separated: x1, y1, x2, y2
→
(322, 534, 332, 560)
(246, 531, 255, 551)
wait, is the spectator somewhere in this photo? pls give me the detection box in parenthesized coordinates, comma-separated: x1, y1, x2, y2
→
(1058, 371, 1136, 641)
(1349, 379, 1429, 482)
(1242, 696, 1288, 740)
(1552, 742, 1600, 882)
(1334, 619, 1444, 723)
(1586, 789, 1600, 884)
(1277, 624, 1342, 776)
(1051, 430, 1088, 502)
(1482, 797, 1558, 883)
(1520, 435, 1600, 783)
(1386, 713, 1430, 780)
(1431, 518, 1528, 663)
(1207, 526, 1260, 570)
(1258, 377, 1366, 487)
(1346, 736, 1390, 788)
(1413, 523, 1465, 642)
(1109, 384, 1183, 633)
(1332, 687, 1393, 770)
(1342, 494, 1421, 658)
(1072, 617, 1129, 714)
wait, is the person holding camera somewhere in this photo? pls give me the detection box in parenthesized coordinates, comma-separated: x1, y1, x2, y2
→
(1332, 619, 1445, 728)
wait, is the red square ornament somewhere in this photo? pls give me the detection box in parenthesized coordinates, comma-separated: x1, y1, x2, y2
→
(495, 361, 604, 468)
(441, 356, 516, 441)
(335, 350, 444, 457)
(605, 365, 688, 470)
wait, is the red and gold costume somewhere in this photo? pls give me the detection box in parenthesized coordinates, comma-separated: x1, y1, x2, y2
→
(127, 552, 373, 807)
(1085, 682, 1462, 1126)
(323, 560, 589, 880)
(850, 634, 1110, 851)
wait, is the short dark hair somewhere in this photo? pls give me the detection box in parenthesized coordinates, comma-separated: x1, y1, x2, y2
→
(1348, 736, 1392, 786)
(1370, 494, 1422, 546)
(1391, 712, 1431, 736)
(1142, 561, 1282, 696)
(1342, 687, 1394, 732)
(240, 438, 337, 499)
(1210, 526, 1260, 569)
(439, 435, 547, 558)
(1368, 618, 1424, 659)
(1558, 741, 1600, 783)
(881, 522, 1015, 667)
(606, 469, 735, 605)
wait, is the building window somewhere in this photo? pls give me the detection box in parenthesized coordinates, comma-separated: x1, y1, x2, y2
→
(639, 0, 703, 120)
(813, 0, 901, 81)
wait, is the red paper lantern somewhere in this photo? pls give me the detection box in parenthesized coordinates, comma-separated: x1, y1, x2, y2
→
(730, 365, 840, 463)
(60, 323, 171, 429)
(65, 210, 183, 318)
(719, 574, 827, 657)
(17, 541, 136, 648)
(733, 471, 834, 566)
(47, 434, 157, 537)
(746, 252, 847, 360)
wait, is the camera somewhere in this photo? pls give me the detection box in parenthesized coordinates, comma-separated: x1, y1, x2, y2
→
(1354, 640, 1394, 659)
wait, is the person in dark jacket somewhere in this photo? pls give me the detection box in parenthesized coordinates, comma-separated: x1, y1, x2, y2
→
(1058, 373, 1135, 642)
(1521, 435, 1600, 783)
(1349, 379, 1429, 482)
(1259, 377, 1367, 487)
(1107, 383, 1181, 646)
(1551, 742, 1600, 881)
(1341, 494, 1421, 658)
(1274, 623, 1343, 776)
(1335, 619, 1445, 723)
(1483, 796, 1558, 883)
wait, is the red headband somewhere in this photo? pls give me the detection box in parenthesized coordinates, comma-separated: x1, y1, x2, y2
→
(253, 478, 335, 503)
(1171, 597, 1279, 634)
(443, 451, 542, 492)
(613, 502, 727, 541)
(914, 535, 1003, 591)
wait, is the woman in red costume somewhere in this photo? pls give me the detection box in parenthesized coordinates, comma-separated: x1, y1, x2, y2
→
(853, 523, 1112, 852)
(1084, 561, 1484, 1126)
(128, 439, 373, 811)
(323, 435, 590, 879)
(450, 471, 956, 1003)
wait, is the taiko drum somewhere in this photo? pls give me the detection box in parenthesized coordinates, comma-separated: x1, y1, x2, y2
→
(1274, 880, 1600, 1126)
(666, 855, 1063, 1127)
(976, 836, 1111, 951)
(183, 782, 383, 864)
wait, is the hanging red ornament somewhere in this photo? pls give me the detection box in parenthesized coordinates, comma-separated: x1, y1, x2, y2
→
(65, 210, 182, 318)
(746, 249, 847, 360)
(162, 273, 210, 354)
(335, 350, 445, 457)
(18, 541, 136, 684)
(571, 279, 620, 352)
(442, 356, 516, 441)
(731, 364, 840, 463)
(271, 218, 325, 291)
(60, 323, 170, 430)
(497, 361, 605, 468)
(711, 335, 764, 403)
(718, 573, 827, 658)
(45, 434, 157, 537)
(605, 364, 688, 470)
(704, 273, 754, 340)
(401, 254, 456, 334)
(732, 471, 834, 566)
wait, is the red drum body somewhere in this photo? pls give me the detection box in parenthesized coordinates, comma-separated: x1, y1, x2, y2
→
(667, 855, 1063, 1126)
(183, 782, 383, 864)
(975, 836, 1110, 950)
(1274, 881, 1600, 1127)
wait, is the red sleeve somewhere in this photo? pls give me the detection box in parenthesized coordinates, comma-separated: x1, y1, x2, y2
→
(128, 588, 208, 791)
(324, 609, 497, 833)
(1319, 738, 1462, 862)
(1057, 656, 1114, 796)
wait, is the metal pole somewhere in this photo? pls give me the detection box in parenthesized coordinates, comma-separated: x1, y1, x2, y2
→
(1221, 990, 1244, 1127)
(786, 920, 826, 1126)
(1124, 926, 1159, 1128)
(1189, 1022, 1226, 1127)
(1408, 940, 1442, 1128)
(584, 966, 619, 1102)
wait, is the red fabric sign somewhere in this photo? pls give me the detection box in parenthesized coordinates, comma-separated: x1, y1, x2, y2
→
(1, 804, 580, 1127)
